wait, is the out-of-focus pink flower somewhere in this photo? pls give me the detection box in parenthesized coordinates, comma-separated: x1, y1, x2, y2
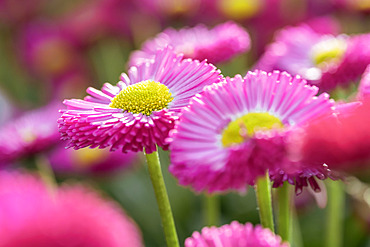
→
(129, 21, 250, 67)
(57, 0, 110, 47)
(48, 142, 138, 175)
(185, 221, 289, 247)
(17, 22, 89, 84)
(294, 99, 370, 174)
(256, 22, 370, 92)
(0, 102, 61, 165)
(0, 170, 143, 246)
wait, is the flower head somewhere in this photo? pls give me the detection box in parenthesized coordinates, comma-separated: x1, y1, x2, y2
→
(293, 99, 370, 174)
(185, 221, 289, 247)
(169, 70, 334, 193)
(0, 170, 143, 247)
(128, 21, 250, 67)
(17, 22, 87, 81)
(256, 24, 370, 92)
(0, 102, 61, 165)
(59, 47, 222, 154)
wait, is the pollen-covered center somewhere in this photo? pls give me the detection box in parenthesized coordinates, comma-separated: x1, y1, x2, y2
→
(71, 148, 109, 168)
(311, 37, 347, 67)
(110, 80, 173, 116)
(217, 0, 262, 20)
(221, 112, 283, 147)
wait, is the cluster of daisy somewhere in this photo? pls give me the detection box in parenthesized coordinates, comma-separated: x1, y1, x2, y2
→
(56, 16, 370, 246)
(1, 0, 370, 246)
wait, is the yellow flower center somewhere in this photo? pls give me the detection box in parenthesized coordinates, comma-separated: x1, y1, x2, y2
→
(110, 80, 173, 116)
(20, 129, 37, 143)
(71, 148, 109, 168)
(217, 0, 263, 20)
(311, 37, 347, 67)
(221, 112, 283, 147)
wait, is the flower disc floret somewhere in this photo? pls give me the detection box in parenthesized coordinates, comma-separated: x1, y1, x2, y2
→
(110, 80, 173, 116)
(310, 36, 347, 67)
(221, 112, 283, 147)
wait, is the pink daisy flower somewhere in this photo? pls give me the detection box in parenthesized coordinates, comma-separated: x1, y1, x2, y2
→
(48, 142, 138, 175)
(128, 21, 250, 67)
(17, 22, 88, 82)
(59, 47, 222, 154)
(255, 23, 370, 92)
(358, 64, 370, 99)
(294, 99, 370, 174)
(185, 221, 289, 247)
(169, 70, 334, 193)
(0, 102, 61, 165)
(0, 170, 143, 247)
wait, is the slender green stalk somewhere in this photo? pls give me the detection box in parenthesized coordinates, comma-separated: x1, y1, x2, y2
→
(144, 149, 180, 247)
(203, 194, 220, 226)
(277, 182, 292, 243)
(35, 155, 57, 193)
(292, 204, 304, 247)
(254, 171, 275, 232)
(325, 180, 345, 247)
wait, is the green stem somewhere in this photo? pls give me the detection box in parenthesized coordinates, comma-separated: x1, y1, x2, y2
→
(277, 182, 292, 243)
(144, 149, 179, 247)
(325, 180, 345, 247)
(292, 204, 304, 247)
(254, 171, 275, 232)
(203, 194, 220, 226)
(35, 155, 57, 193)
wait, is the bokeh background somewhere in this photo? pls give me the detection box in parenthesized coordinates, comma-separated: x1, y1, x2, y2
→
(1, 0, 370, 246)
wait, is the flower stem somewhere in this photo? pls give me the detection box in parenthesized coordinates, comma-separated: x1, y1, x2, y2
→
(254, 171, 275, 232)
(203, 193, 220, 226)
(144, 149, 180, 247)
(277, 182, 292, 243)
(325, 180, 345, 247)
(35, 155, 57, 193)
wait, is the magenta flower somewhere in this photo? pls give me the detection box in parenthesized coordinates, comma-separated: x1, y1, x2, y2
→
(0, 170, 143, 247)
(293, 99, 370, 174)
(169, 70, 334, 193)
(17, 22, 88, 83)
(185, 221, 289, 247)
(256, 23, 370, 92)
(59, 47, 222, 154)
(48, 142, 138, 175)
(128, 21, 250, 67)
(0, 102, 61, 165)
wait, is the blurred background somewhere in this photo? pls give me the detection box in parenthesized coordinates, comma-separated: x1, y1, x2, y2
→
(0, 0, 370, 246)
